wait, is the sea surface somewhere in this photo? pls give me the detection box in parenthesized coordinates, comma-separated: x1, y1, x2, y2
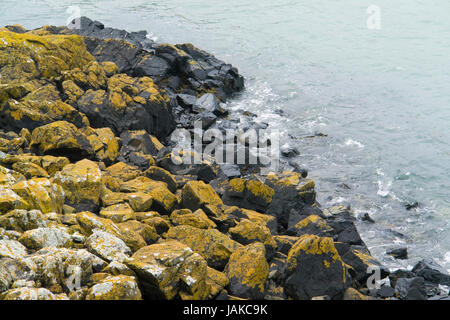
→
(1, 0, 450, 272)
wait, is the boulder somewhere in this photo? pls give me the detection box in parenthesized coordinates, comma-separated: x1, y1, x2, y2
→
(11, 161, 48, 179)
(0, 239, 28, 259)
(85, 229, 132, 263)
(76, 74, 175, 139)
(166, 225, 241, 270)
(181, 180, 229, 225)
(206, 267, 229, 299)
(144, 166, 177, 193)
(29, 121, 94, 162)
(52, 159, 103, 212)
(228, 219, 277, 257)
(223, 178, 274, 213)
(387, 247, 408, 260)
(170, 209, 217, 229)
(2, 287, 63, 300)
(99, 203, 136, 223)
(117, 220, 159, 245)
(288, 215, 334, 237)
(395, 277, 427, 300)
(0, 187, 30, 213)
(104, 161, 140, 182)
(336, 243, 389, 284)
(86, 275, 142, 300)
(412, 258, 450, 286)
(11, 178, 65, 214)
(125, 240, 210, 300)
(19, 247, 103, 293)
(18, 227, 73, 250)
(264, 171, 317, 230)
(284, 235, 350, 300)
(224, 242, 269, 299)
(120, 177, 178, 214)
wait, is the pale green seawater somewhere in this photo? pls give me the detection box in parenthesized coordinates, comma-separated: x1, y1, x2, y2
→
(1, 0, 450, 271)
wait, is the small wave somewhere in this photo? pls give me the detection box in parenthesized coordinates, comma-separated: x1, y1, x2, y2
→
(377, 179, 392, 197)
(344, 138, 364, 148)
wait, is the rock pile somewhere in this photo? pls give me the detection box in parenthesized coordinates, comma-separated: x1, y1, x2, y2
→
(1, 18, 448, 300)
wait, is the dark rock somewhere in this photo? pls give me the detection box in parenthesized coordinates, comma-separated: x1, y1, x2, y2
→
(193, 93, 220, 114)
(389, 269, 416, 288)
(133, 54, 171, 80)
(412, 258, 450, 286)
(336, 243, 390, 284)
(387, 247, 408, 260)
(76, 77, 175, 139)
(395, 277, 427, 300)
(120, 130, 163, 157)
(176, 94, 197, 109)
(219, 164, 241, 179)
(281, 145, 299, 158)
(283, 235, 350, 300)
(362, 213, 375, 223)
(376, 285, 395, 298)
(405, 202, 420, 211)
(194, 112, 217, 130)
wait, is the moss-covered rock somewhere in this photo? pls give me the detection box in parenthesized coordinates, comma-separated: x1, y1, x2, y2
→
(224, 242, 269, 299)
(0, 239, 28, 259)
(125, 240, 210, 300)
(127, 192, 153, 212)
(289, 214, 334, 237)
(18, 227, 73, 250)
(0, 187, 30, 213)
(170, 208, 217, 229)
(30, 121, 94, 161)
(77, 73, 174, 139)
(284, 234, 350, 300)
(19, 247, 104, 293)
(11, 178, 65, 214)
(0, 209, 52, 232)
(2, 287, 65, 300)
(264, 171, 317, 230)
(0, 30, 94, 84)
(11, 161, 48, 179)
(85, 275, 142, 300)
(223, 178, 274, 212)
(52, 159, 102, 212)
(144, 166, 177, 193)
(224, 206, 277, 234)
(206, 266, 229, 299)
(1, 83, 88, 133)
(166, 225, 241, 269)
(117, 220, 159, 245)
(228, 219, 277, 257)
(104, 162, 140, 182)
(99, 203, 136, 223)
(86, 229, 132, 263)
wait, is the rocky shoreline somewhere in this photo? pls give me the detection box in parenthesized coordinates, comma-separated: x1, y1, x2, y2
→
(0, 17, 449, 300)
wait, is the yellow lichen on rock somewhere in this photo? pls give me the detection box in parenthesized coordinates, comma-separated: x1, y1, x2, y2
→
(224, 242, 269, 299)
(11, 178, 65, 214)
(52, 159, 102, 210)
(0, 30, 94, 84)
